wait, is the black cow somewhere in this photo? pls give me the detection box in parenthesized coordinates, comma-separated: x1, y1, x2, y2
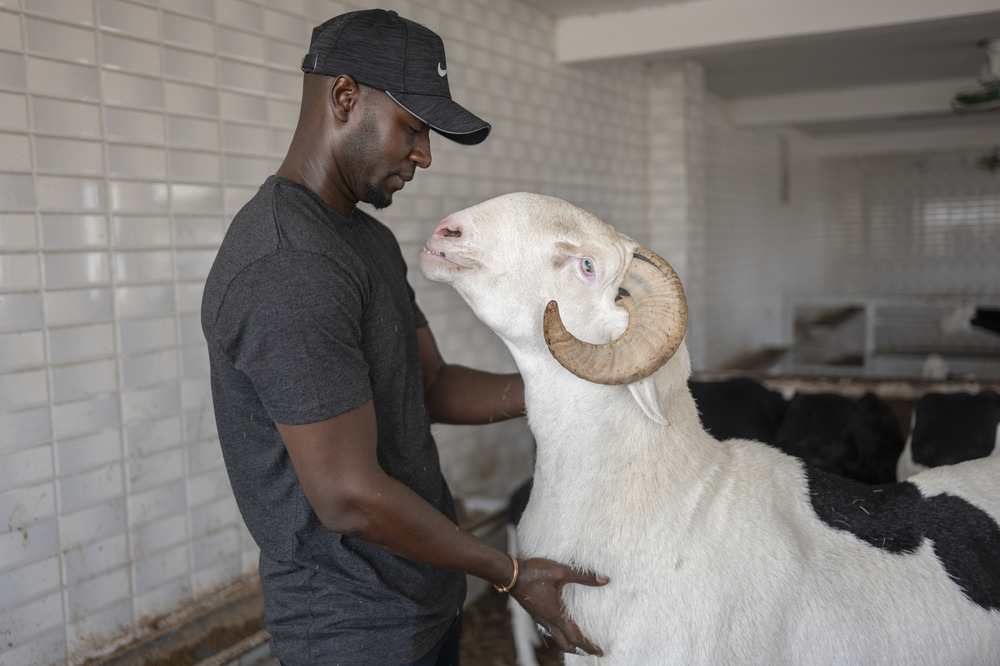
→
(897, 390, 1000, 480)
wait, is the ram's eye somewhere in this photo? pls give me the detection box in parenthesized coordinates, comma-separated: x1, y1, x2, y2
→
(580, 258, 595, 275)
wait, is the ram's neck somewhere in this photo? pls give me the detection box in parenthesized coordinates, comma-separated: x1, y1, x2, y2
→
(514, 350, 726, 550)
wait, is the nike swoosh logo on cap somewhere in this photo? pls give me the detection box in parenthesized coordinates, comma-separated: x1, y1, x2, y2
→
(437, 63, 447, 77)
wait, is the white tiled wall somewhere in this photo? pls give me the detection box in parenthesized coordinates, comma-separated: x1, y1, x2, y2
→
(820, 151, 1000, 298)
(0, 0, 650, 663)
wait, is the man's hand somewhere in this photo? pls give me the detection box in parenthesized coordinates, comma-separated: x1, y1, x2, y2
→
(509, 558, 609, 657)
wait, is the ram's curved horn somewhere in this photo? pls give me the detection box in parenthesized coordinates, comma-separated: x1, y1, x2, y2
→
(543, 248, 687, 385)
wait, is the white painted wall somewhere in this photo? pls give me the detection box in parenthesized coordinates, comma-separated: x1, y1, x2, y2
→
(0, 0, 647, 663)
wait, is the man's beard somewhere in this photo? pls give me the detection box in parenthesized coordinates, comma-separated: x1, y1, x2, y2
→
(363, 181, 393, 210)
(348, 102, 395, 210)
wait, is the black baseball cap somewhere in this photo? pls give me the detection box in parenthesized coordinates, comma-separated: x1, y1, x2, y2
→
(301, 9, 491, 146)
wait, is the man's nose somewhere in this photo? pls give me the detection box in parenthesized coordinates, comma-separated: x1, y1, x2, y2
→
(411, 128, 431, 169)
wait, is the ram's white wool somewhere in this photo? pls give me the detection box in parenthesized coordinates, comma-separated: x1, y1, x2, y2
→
(422, 193, 1000, 665)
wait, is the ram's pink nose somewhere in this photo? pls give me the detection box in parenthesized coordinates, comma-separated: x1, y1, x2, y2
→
(431, 217, 463, 239)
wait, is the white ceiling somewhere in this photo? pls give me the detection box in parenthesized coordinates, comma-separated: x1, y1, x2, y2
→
(519, 0, 1000, 154)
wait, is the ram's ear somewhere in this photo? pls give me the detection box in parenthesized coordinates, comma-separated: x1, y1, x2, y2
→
(628, 372, 670, 425)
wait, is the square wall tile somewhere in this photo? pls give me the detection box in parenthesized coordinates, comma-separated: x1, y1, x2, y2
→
(175, 281, 204, 313)
(52, 358, 117, 403)
(105, 106, 166, 144)
(56, 428, 122, 476)
(63, 533, 129, 587)
(1, 556, 59, 616)
(131, 512, 188, 559)
(25, 57, 99, 101)
(0, 444, 54, 493)
(222, 122, 267, 153)
(219, 90, 267, 123)
(120, 316, 178, 355)
(0, 173, 37, 210)
(134, 576, 191, 626)
(0, 593, 64, 654)
(171, 184, 223, 215)
(115, 284, 175, 319)
(41, 214, 107, 250)
(261, 8, 306, 42)
(174, 215, 226, 248)
(170, 149, 222, 182)
(218, 26, 265, 62)
(58, 462, 124, 511)
(65, 600, 131, 661)
(0, 514, 59, 579)
(0, 253, 40, 291)
(0, 330, 45, 371)
(163, 11, 215, 52)
(58, 497, 127, 550)
(124, 414, 183, 458)
(108, 180, 169, 213)
(168, 115, 220, 149)
(35, 176, 105, 212)
(0, 132, 32, 170)
(192, 555, 242, 596)
(121, 349, 179, 391)
(25, 17, 96, 64)
(43, 251, 110, 288)
(0, 9, 23, 51)
(48, 323, 115, 364)
(0, 50, 26, 89)
(101, 32, 162, 77)
(188, 494, 240, 539)
(115, 250, 174, 284)
(267, 39, 300, 70)
(0, 625, 67, 666)
(102, 70, 164, 109)
(128, 478, 185, 528)
(164, 81, 219, 117)
(65, 565, 130, 623)
(164, 47, 216, 86)
(128, 448, 184, 497)
(34, 137, 102, 175)
(0, 291, 43, 332)
(0, 368, 47, 410)
(52, 393, 120, 440)
(0, 405, 51, 452)
(113, 216, 173, 248)
(0, 214, 38, 248)
(121, 382, 181, 425)
(43, 287, 113, 326)
(167, 0, 214, 19)
(175, 248, 215, 281)
(215, 0, 263, 33)
(98, 0, 159, 41)
(220, 57, 266, 93)
(107, 144, 167, 180)
(23, 0, 94, 25)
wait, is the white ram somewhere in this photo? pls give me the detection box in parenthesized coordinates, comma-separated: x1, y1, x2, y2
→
(420, 192, 1000, 665)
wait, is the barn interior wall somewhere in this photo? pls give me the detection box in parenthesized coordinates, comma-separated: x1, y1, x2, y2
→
(0, 0, 650, 663)
(819, 151, 1000, 300)
(644, 65, 830, 372)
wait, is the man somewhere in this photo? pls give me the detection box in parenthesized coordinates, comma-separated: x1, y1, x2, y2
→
(201, 9, 606, 665)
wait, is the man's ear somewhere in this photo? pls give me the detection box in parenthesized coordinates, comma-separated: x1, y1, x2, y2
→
(330, 74, 360, 123)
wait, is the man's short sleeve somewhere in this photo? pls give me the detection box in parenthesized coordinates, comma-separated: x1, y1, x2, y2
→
(216, 250, 372, 425)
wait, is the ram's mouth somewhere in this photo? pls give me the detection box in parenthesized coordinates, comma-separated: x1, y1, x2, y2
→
(421, 246, 474, 269)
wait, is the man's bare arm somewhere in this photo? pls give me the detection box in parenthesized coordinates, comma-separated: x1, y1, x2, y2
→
(417, 326, 525, 424)
(276, 401, 605, 656)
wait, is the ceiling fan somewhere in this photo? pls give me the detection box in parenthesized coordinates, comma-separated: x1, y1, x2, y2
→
(952, 37, 1000, 114)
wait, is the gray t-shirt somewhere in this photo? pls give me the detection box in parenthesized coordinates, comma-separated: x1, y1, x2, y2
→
(201, 176, 465, 664)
